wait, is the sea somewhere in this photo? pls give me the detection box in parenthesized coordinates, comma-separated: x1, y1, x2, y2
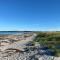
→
(0, 31, 31, 35)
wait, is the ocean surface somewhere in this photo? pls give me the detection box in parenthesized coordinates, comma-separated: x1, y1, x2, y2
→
(0, 31, 31, 35)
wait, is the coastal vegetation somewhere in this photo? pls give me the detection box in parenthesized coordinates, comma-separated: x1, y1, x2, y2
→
(34, 31, 60, 56)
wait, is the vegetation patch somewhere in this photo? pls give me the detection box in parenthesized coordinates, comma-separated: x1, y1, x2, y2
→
(34, 32, 60, 56)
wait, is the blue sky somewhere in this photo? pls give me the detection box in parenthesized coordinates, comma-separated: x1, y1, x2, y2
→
(0, 0, 60, 31)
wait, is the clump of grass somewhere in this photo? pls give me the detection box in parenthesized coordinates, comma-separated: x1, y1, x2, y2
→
(34, 32, 60, 56)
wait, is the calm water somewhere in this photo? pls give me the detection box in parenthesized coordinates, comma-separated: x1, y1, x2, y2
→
(0, 31, 30, 35)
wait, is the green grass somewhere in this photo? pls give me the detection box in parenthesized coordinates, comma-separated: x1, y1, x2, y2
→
(34, 32, 60, 56)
